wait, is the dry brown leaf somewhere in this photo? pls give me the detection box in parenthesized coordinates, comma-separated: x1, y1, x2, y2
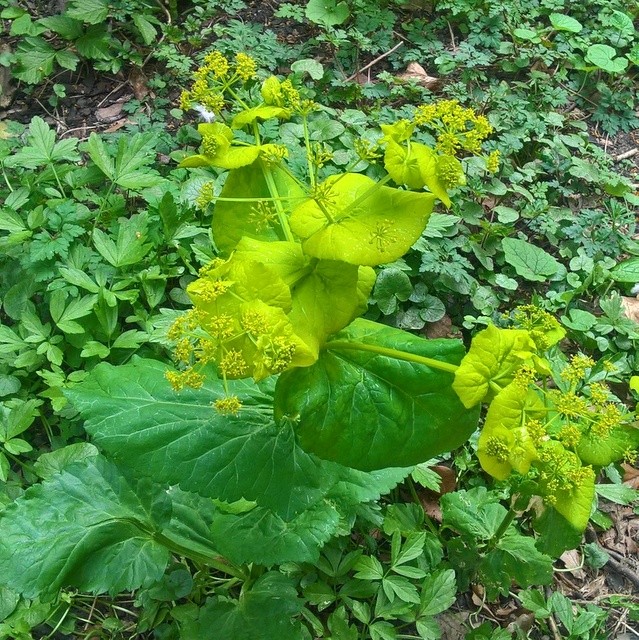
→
(96, 102, 126, 123)
(0, 44, 15, 109)
(560, 549, 586, 579)
(128, 66, 149, 101)
(424, 314, 453, 339)
(395, 62, 441, 89)
(621, 296, 639, 323)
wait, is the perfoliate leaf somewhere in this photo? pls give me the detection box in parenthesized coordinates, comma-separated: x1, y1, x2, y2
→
(289, 173, 436, 266)
(383, 140, 452, 206)
(212, 160, 306, 256)
(577, 424, 639, 466)
(275, 319, 479, 470)
(231, 106, 290, 128)
(0, 455, 171, 600)
(452, 324, 536, 408)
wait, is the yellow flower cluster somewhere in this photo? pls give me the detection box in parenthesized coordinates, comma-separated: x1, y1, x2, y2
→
(413, 99, 494, 155)
(560, 354, 596, 385)
(179, 51, 258, 116)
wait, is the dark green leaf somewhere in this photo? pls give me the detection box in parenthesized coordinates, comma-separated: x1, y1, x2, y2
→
(502, 238, 560, 282)
(275, 319, 478, 470)
(0, 456, 170, 600)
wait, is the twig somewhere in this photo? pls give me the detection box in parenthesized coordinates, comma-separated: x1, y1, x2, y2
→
(344, 42, 404, 82)
(447, 21, 457, 52)
(615, 147, 638, 161)
(604, 553, 639, 590)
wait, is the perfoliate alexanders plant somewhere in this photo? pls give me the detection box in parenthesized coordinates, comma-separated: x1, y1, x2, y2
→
(169, 52, 638, 537)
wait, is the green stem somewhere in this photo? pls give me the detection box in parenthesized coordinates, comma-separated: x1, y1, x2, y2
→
(153, 532, 245, 580)
(260, 160, 295, 242)
(302, 113, 316, 188)
(326, 340, 459, 373)
(486, 507, 516, 551)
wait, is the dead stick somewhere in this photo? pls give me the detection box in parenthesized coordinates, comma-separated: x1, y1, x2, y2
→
(344, 42, 404, 82)
(614, 148, 638, 161)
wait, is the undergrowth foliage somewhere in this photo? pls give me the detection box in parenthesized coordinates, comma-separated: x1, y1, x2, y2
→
(0, 48, 637, 639)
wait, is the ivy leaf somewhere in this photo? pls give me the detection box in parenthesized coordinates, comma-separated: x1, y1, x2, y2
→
(305, 0, 350, 27)
(549, 13, 582, 32)
(289, 173, 436, 267)
(452, 324, 536, 408)
(585, 44, 628, 73)
(481, 534, 553, 597)
(502, 237, 560, 282)
(275, 319, 479, 470)
(0, 455, 171, 600)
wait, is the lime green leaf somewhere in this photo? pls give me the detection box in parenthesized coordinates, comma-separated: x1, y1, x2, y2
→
(549, 13, 582, 32)
(231, 106, 290, 128)
(213, 160, 306, 255)
(290, 173, 435, 266)
(383, 140, 451, 206)
(275, 319, 479, 470)
(502, 238, 560, 282)
(577, 424, 639, 466)
(0, 455, 171, 600)
(289, 259, 365, 358)
(305, 0, 350, 26)
(452, 324, 537, 408)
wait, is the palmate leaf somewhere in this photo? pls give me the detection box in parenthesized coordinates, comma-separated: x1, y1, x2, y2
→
(65, 358, 409, 563)
(275, 319, 479, 470)
(0, 455, 171, 600)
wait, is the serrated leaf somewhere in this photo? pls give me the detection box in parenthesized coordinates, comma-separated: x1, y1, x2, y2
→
(66, 0, 109, 24)
(132, 13, 156, 45)
(33, 443, 100, 480)
(441, 487, 507, 540)
(611, 257, 639, 283)
(275, 318, 478, 470)
(65, 358, 409, 563)
(13, 38, 56, 84)
(0, 456, 171, 600)
(502, 237, 560, 282)
(595, 483, 639, 505)
(354, 556, 385, 580)
(419, 569, 456, 616)
(197, 572, 305, 640)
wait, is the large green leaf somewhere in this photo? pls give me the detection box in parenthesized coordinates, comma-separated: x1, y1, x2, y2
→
(198, 572, 306, 640)
(213, 160, 306, 256)
(289, 173, 435, 266)
(502, 237, 560, 282)
(65, 359, 409, 563)
(0, 455, 171, 600)
(274, 319, 479, 470)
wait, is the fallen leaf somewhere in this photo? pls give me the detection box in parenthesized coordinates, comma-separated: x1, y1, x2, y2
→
(424, 314, 453, 339)
(395, 62, 441, 89)
(560, 549, 586, 579)
(621, 296, 639, 323)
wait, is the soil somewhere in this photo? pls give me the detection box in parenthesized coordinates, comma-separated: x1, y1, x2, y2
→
(0, 2, 638, 636)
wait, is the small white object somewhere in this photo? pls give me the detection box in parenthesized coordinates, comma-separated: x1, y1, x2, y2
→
(631, 283, 639, 296)
(193, 104, 216, 123)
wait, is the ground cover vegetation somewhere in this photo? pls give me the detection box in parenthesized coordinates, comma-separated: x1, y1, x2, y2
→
(0, 0, 638, 637)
